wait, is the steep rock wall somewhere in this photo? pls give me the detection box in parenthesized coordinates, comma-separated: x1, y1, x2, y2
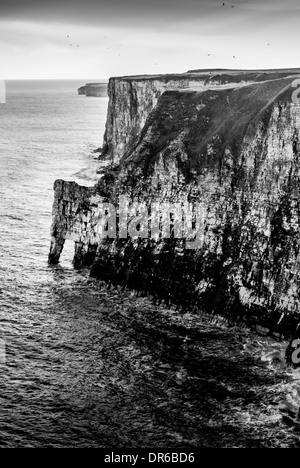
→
(49, 72, 300, 336)
(49, 180, 106, 267)
(101, 70, 300, 165)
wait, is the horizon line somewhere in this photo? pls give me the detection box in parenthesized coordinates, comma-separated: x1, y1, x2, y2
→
(2, 77, 109, 81)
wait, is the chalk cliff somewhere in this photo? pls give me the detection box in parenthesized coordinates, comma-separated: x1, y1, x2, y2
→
(50, 69, 300, 336)
(78, 83, 107, 97)
(101, 69, 300, 165)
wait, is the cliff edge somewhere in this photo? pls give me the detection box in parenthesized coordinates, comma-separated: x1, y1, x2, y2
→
(50, 69, 300, 336)
(101, 68, 300, 165)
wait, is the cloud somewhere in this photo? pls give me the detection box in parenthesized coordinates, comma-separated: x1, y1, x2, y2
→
(0, 0, 261, 28)
(0, 0, 300, 78)
(1, 0, 299, 36)
(0, 1, 298, 39)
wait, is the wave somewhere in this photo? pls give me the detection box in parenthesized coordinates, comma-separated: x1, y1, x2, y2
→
(0, 215, 25, 222)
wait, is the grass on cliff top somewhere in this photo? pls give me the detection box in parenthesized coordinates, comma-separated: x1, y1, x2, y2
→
(123, 76, 299, 178)
(111, 69, 300, 84)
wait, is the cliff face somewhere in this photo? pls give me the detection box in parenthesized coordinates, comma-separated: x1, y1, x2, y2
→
(48, 180, 106, 267)
(78, 83, 107, 97)
(101, 69, 300, 165)
(50, 70, 300, 336)
(102, 76, 204, 164)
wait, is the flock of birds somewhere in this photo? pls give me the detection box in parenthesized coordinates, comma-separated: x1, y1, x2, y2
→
(206, 2, 271, 60)
(64, 3, 271, 66)
(66, 35, 80, 48)
(65, 34, 126, 58)
(64, 34, 159, 65)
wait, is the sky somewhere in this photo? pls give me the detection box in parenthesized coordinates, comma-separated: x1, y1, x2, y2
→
(0, 0, 300, 79)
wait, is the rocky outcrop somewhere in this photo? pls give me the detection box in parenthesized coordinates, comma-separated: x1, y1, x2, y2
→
(78, 83, 107, 97)
(50, 69, 300, 336)
(101, 69, 300, 165)
(48, 180, 107, 267)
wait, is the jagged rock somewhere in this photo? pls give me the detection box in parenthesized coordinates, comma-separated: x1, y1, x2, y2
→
(50, 69, 300, 335)
(102, 69, 300, 165)
(48, 180, 106, 267)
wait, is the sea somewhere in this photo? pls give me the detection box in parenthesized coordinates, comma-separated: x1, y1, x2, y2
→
(0, 80, 120, 448)
(0, 80, 298, 449)
(0, 80, 205, 449)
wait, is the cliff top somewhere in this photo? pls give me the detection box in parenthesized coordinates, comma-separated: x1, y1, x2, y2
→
(187, 67, 300, 74)
(110, 68, 300, 84)
(120, 75, 300, 179)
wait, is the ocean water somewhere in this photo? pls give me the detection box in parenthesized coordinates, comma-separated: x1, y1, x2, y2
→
(1, 81, 209, 449)
(1, 80, 298, 449)
(0, 80, 114, 447)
